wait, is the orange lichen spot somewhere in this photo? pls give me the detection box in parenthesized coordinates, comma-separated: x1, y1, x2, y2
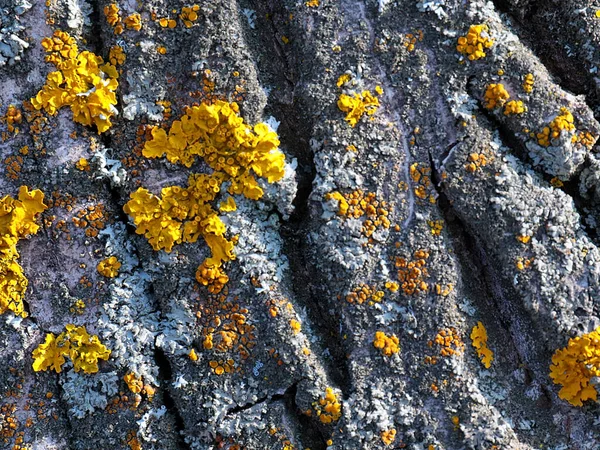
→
(516, 234, 531, 244)
(314, 387, 342, 424)
(3, 105, 22, 134)
(337, 90, 380, 127)
(404, 32, 419, 52)
(306, 0, 320, 6)
(97, 256, 121, 278)
(452, 415, 460, 430)
(483, 84, 509, 110)
(281, 36, 290, 44)
(537, 107, 575, 147)
(325, 190, 391, 237)
(76, 158, 90, 171)
(523, 73, 535, 93)
(0, 186, 47, 317)
(109, 45, 126, 66)
(32, 324, 111, 374)
(373, 331, 400, 356)
(427, 219, 444, 236)
(464, 152, 488, 173)
(124, 13, 142, 31)
(431, 327, 464, 357)
(410, 162, 435, 203)
(504, 100, 526, 116)
(346, 283, 384, 305)
(549, 328, 600, 406)
(103, 4, 121, 27)
(550, 177, 564, 188)
(575, 131, 596, 149)
(124, 372, 143, 394)
(471, 322, 493, 368)
(384, 281, 399, 292)
(157, 46, 167, 55)
(396, 250, 429, 295)
(126, 431, 142, 450)
(290, 319, 302, 334)
(180, 5, 200, 28)
(456, 24, 494, 60)
(158, 17, 169, 27)
(189, 348, 198, 361)
(32, 31, 118, 133)
(381, 428, 397, 446)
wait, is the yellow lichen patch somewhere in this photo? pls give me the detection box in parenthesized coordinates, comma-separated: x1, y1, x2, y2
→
(470, 322, 493, 368)
(483, 84, 510, 110)
(373, 331, 400, 356)
(219, 196, 237, 212)
(76, 157, 90, 171)
(97, 256, 121, 278)
(428, 327, 464, 360)
(537, 107, 575, 147)
(290, 319, 302, 334)
(523, 73, 535, 93)
(305, 0, 319, 6)
(504, 100, 526, 116)
(325, 190, 391, 238)
(381, 429, 397, 446)
(337, 90, 381, 127)
(427, 219, 444, 236)
(124, 13, 142, 31)
(516, 234, 531, 244)
(404, 30, 423, 52)
(345, 283, 384, 305)
(395, 250, 429, 295)
(188, 348, 198, 361)
(0, 186, 47, 318)
(336, 73, 352, 87)
(515, 256, 533, 271)
(314, 387, 342, 424)
(410, 162, 435, 203)
(109, 45, 126, 66)
(104, 3, 124, 34)
(464, 152, 488, 173)
(456, 24, 494, 60)
(456, 24, 494, 61)
(32, 31, 119, 133)
(32, 325, 111, 374)
(180, 5, 200, 28)
(575, 130, 596, 149)
(549, 328, 600, 406)
(124, 372, 143, 394)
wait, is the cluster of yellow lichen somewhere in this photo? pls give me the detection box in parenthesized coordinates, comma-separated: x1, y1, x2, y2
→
(504, 100, 525, 116)
(395, 250, 429, 295)
(104, 4, 141, 34)
(404, 30, 423, 52)
(427, 219, 444, 236)
(456, 24, 494, 60)
(464, 152, 489, 173)
(158, 5, 200, 29)
(381, 429, 397, 446)
(0, 186, 47, 318)
(410, 162, 436, 203)
(483, 83, 509, 110)
(345, 283, 385, 305)
(2, 105, 22, 134)
(32, 325, 111, 374)
(31, 31, 118, 133)
(314, 387, 342, 424)
(337, 89, 382, 127)
(109, 45, 126, 66)
(470, 322, 493, 368)
(373, 331, 400, 356)
(523, 73, 535, 93)
(97, 256, 121, 278)
(325, 189, 391, 238)
(549, 328, 600, 406)
(426, 327, 464, 364)
(126, 100, 286, 292)
(537, 107, 575, 147)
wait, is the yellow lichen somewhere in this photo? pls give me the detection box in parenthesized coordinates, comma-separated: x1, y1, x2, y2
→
(109, 45, 126, 66)
(456, 24, 494, 60)
(97, 256, 121, 278)
(381, 429, 397, 446)
(504, 100, 525, 116)
(125, 101, 285, 293)
(373, 331, 400, 356)
(124, 13, 142, 31)
(32, 324, 111, 374)
(483, 84, 510, 110)
(337, 90, 380, 127)
(32, 31, 118, 133)
(0, 186, 47, 318)
(180, 5, 200, 28)
(549, 328, 600, 406)
(470, 321, 493, 368)
(314, 387, 341, 424)
(290, 319, 302, 334)
(537, 107, 575, 147)
(523, 73, 535, 93)
(124, 372, 143, 393)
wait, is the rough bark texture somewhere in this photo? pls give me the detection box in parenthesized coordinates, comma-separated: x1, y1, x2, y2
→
(2, 0, 600, 449)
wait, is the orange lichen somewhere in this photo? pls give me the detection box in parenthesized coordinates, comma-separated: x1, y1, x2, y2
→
(456, 24, 494, 60)
(373, 331, 400, 356)
(325, 190, 391, 237)
(430, 327, 464, 358)
(410, 162, 436, 203)
(345, 283, 384, 305)
(504, 100, 526, 116)
(124, 13, 142, 31)
(537, 107, 575, 147)
(395, 250, 429, 295)
(314, 387, 342, 424)
(97, 256, 121, 278)
(381, 429, 397, 446)
(550, 328, 600, 406)
(464, 152, 488, 173)
(109, 45, 126, 66)
(124, 372, 143, 394)
(32, 324, 111, 374)
(180, 5, 200, 28)
(0, 186, 47, 317)
(32, 31, 118, 133)
(483, 84, 510, 110)
(470, 322, 493, 368)
(523, 73, 534, 93)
